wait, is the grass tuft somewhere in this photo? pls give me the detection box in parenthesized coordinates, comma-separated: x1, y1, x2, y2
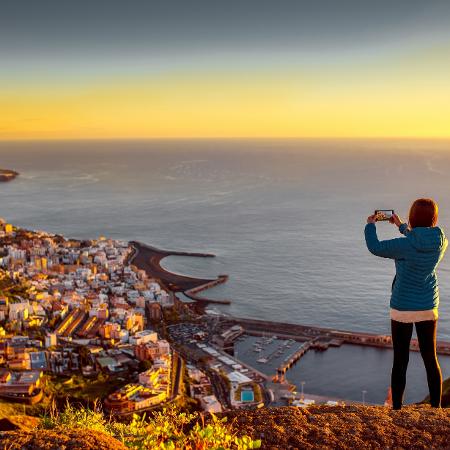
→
(40, 401, 261, 450)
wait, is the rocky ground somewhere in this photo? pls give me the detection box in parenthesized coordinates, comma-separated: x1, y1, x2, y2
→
(0, 405, 449, 449)
(0, 416, 126, 450)
(0, 428, 127, 450)
(226, 404, 450, 449)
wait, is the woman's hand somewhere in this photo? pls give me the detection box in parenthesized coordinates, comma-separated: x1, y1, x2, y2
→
(389, 213, 403, 227)
(367, 214, 377, 224)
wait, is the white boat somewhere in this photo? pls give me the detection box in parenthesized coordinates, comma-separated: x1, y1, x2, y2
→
(257, 357, 269, 363)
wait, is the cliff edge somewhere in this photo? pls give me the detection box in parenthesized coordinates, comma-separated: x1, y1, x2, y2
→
(0, 405, 449, 449)
(226, 404, 450, 449)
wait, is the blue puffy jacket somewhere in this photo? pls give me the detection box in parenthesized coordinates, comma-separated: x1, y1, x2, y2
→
(365, 222, 448, 311)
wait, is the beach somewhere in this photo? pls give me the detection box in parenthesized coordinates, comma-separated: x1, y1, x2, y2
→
(129, 241, 230, 304)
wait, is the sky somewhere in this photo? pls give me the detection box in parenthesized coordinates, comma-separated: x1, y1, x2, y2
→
(1, 0, 450, 139)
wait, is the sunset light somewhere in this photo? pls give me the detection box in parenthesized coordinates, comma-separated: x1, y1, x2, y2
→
(2, 1, 450, 139)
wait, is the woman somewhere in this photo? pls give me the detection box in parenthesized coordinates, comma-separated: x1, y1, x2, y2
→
(365, 198, 447, 410)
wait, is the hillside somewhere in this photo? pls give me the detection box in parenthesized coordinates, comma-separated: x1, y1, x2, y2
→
(0, 428, 127, 449)
(0, 405, 449, 449)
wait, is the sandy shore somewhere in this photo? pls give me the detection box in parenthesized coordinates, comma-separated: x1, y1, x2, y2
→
(129, 241, 230, 304)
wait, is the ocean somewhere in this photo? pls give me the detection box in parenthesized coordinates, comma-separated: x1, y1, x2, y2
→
(1, 138, 450, 403)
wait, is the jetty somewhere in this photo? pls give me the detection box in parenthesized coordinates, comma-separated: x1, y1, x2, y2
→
(273, 341, 313, 382)
(129, 241, 230, 305)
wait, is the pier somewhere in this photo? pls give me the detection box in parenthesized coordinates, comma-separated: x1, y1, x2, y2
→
(273, 341, 313, 383)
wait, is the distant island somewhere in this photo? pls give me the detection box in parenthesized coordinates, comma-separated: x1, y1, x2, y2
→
(0, 169, 19, 182)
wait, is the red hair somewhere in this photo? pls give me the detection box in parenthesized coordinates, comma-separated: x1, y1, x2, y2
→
(409, 198, 438, 228)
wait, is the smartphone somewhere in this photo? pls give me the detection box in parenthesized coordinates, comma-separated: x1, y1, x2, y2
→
(374, 210, 394, 221)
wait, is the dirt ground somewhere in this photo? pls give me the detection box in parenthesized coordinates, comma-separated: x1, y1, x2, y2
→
(0, 427, 127, 450)
(226, 404, 450, 449)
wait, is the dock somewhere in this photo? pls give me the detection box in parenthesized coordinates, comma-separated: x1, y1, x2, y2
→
(273, 341, 313, 382)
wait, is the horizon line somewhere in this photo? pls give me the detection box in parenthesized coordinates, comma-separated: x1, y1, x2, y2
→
(2, 136, 450, 143)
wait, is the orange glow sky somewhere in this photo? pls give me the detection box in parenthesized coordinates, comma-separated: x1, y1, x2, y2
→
(1, 1, 450, 139)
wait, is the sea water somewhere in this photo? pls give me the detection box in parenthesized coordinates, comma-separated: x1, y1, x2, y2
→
(1, 138, 450, 403)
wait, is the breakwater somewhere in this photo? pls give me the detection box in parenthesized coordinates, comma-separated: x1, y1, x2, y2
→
(184, 275, 230, 304)
(129, 241, 230, 304)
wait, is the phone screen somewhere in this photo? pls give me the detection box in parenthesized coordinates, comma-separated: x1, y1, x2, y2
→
(374, 210, 394, 221)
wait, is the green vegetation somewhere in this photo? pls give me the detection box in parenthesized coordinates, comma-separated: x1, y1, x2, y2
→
(40, 402, 261, 449)
(138, 359, 153, 372)
(219, 370, 231, 390)
(163, 307, 181, 324)
(0, 398, 49, 418)
(234, 386, 242, 402)
(233, 384, 262, 403)
(44, 373, 127, 403)
(0, 400, 30, 418)
(174, 361, 200, 412)
(253, 384, 262, 403)
(0, 270, 30, 302)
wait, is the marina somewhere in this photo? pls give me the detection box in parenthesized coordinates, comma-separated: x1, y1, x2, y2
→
(235, 335, 313, 373)
(234, 334, 450, 404)
(228, 317, 450, 355)
(235, 333, 332, 383)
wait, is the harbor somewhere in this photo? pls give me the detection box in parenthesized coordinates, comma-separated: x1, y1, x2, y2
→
(232, 332, 450, 404)
(127, 240, 450, 405)
(236, 334, 315, 381)
(234, 334, 318, 380)
(228, 317, 450, 355)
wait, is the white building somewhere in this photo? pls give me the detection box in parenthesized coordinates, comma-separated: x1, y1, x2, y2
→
(9, 300, 30, 321)
(157, 340, 170, 355)
(292, 398, 315, 408)
(227, 371, 253, 388)
(129, 330, 158, 345)
(187, 365, 205, 383)
(201, 395, 222, 413)
(45, 333, 57, 348)
(136, 297, 146, 308)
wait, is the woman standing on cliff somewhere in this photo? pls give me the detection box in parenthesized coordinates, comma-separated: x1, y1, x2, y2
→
(365, 198, 447, 410)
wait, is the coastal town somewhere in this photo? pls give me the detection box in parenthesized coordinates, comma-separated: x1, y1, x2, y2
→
(0, 218, 272, 415)
(2, 218, 449, 416)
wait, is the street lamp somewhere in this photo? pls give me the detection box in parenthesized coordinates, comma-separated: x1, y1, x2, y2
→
(362, 390, 367, 405)
(300, 381, 305, 400)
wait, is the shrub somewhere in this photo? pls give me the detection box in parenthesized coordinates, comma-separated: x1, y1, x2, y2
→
(41, 402, 261, 450)
(40, 400, 109, 435)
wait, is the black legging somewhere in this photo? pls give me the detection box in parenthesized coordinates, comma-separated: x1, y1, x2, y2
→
(391, 319, 442, 409)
